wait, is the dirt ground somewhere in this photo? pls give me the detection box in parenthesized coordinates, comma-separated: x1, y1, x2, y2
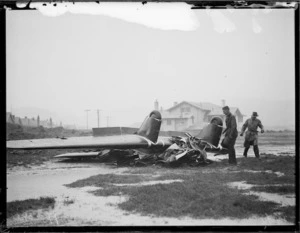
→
(7, 145, 296, 227)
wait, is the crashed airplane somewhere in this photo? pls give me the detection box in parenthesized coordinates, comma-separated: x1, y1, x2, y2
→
(6, 110, 228, 166)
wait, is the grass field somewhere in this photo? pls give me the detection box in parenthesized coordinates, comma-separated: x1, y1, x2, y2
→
(66, 155, 296, 223)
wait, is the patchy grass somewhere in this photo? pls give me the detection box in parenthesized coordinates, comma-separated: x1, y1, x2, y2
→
(238, 155, 295, 174)
(250, 185, 295, 195)
(117, 184, 282, 219)
(66, 156, 295, 222)
(7, 197, 55, 218)
(65, 173, 186, 189)
(90, 179, 282, 220)
(276, 206, 296, 223)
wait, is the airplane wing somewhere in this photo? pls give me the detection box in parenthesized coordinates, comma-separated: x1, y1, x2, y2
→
(6, 135, 156, 150)
(54, 151, 101, 158)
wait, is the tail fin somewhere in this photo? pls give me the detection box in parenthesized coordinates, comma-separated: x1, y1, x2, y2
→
(136, 110, 162, 143)
(196, 117, 223, 147)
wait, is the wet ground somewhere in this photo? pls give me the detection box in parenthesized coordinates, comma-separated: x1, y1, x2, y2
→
(7, 145, 296, 227)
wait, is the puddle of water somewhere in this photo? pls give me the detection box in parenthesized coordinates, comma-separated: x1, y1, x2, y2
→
(7, 163, 128, 202)
(228, 181, 254, 189)
(248, 191, 295, 206)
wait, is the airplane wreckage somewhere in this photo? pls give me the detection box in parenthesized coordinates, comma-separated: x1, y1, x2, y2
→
(7, 111, 229, 167)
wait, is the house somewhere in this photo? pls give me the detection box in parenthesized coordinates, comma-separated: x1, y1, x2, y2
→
(6, 112, 55, 128)
(158, 100, 244, 131)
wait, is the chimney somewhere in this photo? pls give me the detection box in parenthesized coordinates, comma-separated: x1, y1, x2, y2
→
(174, 102, 178, 106)
(154, 100, 159, 111)
(221, 99, 226, 107)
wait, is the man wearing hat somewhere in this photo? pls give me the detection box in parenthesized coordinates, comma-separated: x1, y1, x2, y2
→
(221, 106, 238, 165)
(240, 112, 264, 158)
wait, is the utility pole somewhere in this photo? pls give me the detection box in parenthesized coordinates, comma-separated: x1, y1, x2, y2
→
(85, 109, 91, 130)
(96, 109, 101, 128)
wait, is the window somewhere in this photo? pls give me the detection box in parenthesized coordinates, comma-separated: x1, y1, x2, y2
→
(167, 119, 172, 125)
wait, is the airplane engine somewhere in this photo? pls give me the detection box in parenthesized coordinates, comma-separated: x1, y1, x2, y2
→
(196, 117, 223, 147)
(210, 117, 223, 127)
(136, 110, 161, 143)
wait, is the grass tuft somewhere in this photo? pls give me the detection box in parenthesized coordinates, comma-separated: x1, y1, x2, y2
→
(250, 185, 295, 194)
(7, 197, 55, 218)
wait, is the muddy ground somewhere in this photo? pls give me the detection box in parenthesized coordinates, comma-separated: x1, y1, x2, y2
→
(6, 128, 296, 227)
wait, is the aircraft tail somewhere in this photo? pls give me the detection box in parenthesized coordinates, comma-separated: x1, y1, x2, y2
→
(136, 110, 162, 143)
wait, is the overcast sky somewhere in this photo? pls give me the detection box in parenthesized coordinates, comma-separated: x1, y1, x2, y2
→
(6, 4, 295, 129)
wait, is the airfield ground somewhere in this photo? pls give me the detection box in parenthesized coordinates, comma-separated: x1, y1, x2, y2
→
(6, 126, 296, 227)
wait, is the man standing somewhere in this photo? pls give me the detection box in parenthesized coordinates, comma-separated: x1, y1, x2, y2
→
(240, 112, 264, 158)
(221, 106, 238, 165)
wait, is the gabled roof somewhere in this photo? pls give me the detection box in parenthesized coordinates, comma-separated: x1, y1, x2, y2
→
(165, 101, 243, 116)
(166, 101, 215, 112)
(187, 101, 220, 111)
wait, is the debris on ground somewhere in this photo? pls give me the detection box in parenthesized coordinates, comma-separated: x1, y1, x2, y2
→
(93, 134, 215, 167)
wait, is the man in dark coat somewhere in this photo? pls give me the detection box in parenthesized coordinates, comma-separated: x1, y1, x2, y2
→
(240, 112, 264, 158)
(221, 106, 238, 165)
